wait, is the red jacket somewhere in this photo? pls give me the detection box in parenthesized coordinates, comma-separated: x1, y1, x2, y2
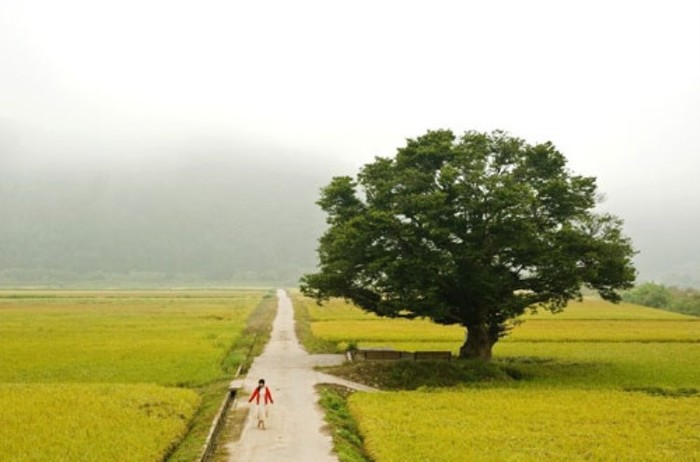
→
(248, 386, 274, 405)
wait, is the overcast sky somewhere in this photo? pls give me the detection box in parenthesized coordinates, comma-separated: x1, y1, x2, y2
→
(1, 0, 699, 285)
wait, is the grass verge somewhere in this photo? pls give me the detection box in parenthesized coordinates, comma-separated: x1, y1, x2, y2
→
(208, 403, 251, 462)
(317, 384, 374, 462)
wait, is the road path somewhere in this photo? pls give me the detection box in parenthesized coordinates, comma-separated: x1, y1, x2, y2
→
(226, 289, 375, 462)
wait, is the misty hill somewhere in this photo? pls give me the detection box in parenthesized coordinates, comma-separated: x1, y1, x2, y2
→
(0, 121, 339, 286)
(2, 119, 700, 289)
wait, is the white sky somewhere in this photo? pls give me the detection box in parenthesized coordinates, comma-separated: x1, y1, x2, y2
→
(1, 0, 700, 283)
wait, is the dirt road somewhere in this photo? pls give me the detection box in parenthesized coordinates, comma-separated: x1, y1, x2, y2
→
(226, 289, 374, 462)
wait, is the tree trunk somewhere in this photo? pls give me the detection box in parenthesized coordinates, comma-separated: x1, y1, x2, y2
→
(459, 324, 494, 360)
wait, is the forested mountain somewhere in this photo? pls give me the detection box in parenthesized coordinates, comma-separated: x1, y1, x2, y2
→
(0, 120, 336, 286)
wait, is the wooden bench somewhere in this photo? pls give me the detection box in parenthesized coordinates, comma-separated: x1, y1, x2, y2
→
(414, 351, 452, 361)
(355, 349, 452, 361)
(359, 349, 403, 360)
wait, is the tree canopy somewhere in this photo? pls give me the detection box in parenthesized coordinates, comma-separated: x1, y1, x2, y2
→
(301, 130, 637, 359)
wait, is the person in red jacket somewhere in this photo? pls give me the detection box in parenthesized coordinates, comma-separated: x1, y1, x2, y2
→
(248, 378, 274, 429)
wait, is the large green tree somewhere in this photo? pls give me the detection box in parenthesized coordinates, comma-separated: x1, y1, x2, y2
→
(301, 130, 636, 360)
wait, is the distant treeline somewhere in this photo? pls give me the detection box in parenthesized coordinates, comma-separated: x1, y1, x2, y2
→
(623, 282, 700, 317)
(0, 268, 292, 289)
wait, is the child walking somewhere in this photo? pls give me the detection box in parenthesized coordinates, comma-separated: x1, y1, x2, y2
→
(248, 378, 274, 429)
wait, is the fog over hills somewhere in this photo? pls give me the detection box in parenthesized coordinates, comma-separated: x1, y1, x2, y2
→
(2, 120, 700, 289)
(0, 121, 338, 286)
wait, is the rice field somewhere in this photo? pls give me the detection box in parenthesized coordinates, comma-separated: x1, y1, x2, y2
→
(349, 389, 700, 462)
(0, 383, 199, 462)
(0, 290, 267, 461)
(0, 291, 262, 385)
(305, 298, 700, 350)
(294, 294, 700, 461)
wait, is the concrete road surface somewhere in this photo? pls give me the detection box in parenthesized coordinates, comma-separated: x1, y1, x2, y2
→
(226, 289, 375, 462)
